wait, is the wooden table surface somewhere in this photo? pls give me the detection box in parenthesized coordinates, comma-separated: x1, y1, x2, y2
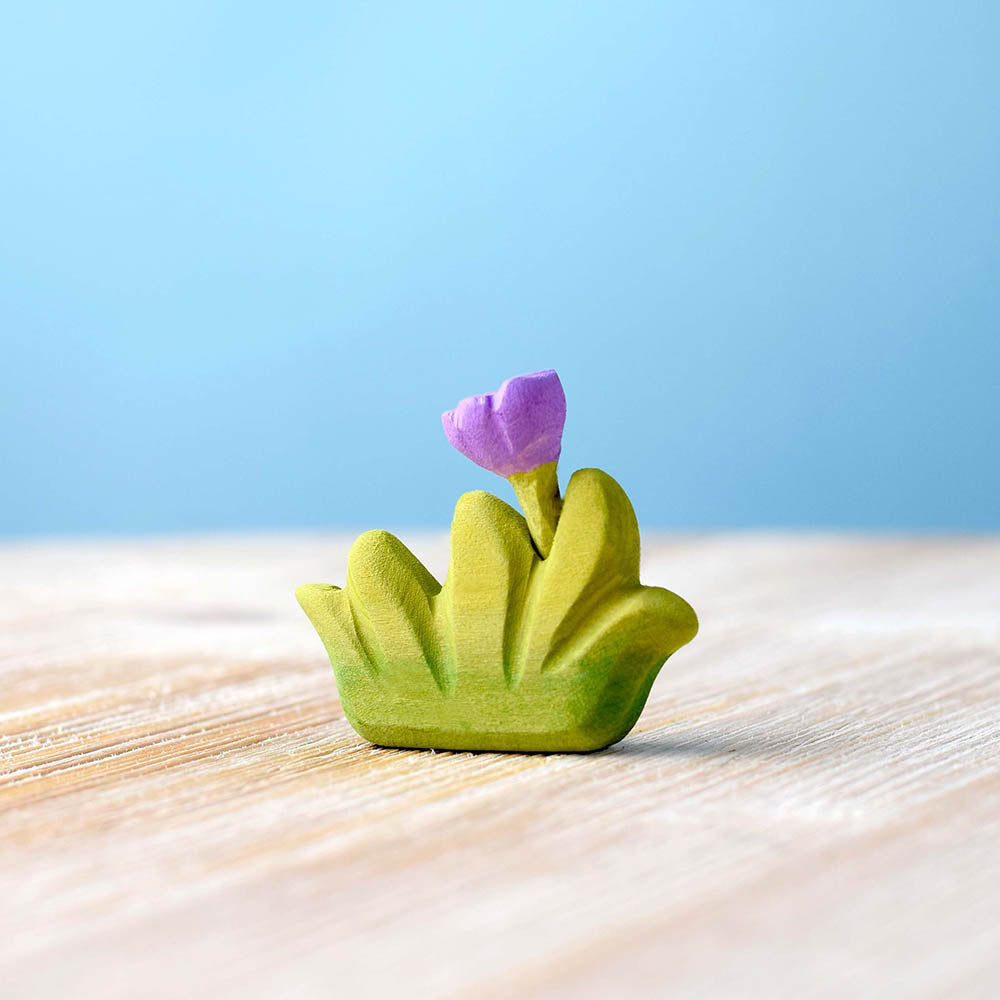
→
(2, 533, 998, 999)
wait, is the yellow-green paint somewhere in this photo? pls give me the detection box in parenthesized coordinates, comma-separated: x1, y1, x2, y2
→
(296, 468, 698, 752)
(507, 459, 562, 558)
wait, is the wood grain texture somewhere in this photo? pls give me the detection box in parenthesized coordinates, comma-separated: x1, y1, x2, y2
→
(1, 533, 999, 999)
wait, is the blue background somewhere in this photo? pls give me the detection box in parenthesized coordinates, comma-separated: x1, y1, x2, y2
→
(2, 1, 997, 536)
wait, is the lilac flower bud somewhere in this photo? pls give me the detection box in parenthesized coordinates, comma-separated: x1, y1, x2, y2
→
(441, 370, 566, 478)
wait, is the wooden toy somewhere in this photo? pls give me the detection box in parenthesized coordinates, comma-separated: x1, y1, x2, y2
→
(297, 369, 698, 752)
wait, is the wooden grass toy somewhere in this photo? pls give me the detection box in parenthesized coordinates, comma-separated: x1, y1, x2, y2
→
(296, 369, 698, 752)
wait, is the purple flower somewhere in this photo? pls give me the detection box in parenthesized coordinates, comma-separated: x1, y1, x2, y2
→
(442, 369, 566, 478)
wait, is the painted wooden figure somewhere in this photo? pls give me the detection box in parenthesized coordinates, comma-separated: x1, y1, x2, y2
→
(297, 369, 697, 752)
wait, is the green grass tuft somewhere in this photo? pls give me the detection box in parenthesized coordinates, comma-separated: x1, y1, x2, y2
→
(297, 468, 697, 752)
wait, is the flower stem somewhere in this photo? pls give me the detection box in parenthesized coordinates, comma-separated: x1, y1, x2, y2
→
(508, 460, 562, 559)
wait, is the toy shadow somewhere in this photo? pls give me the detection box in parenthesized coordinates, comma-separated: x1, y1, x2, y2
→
(605, 731, 810, 758)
